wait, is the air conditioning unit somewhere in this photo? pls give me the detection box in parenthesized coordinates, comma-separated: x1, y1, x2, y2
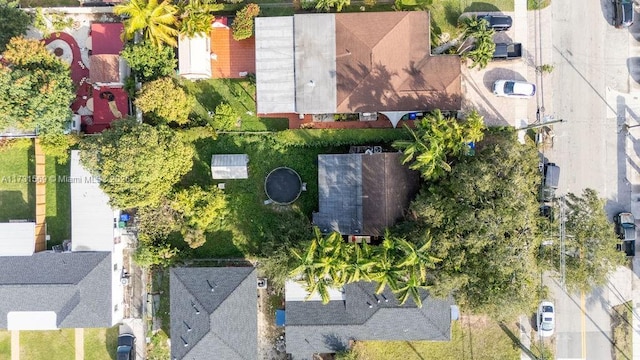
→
(257, 278, 268, 289)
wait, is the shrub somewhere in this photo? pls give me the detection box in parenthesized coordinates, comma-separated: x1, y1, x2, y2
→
(121, 41, 177, 83)
(209, 103, 238, 131)
(135, 77, 195, 125)
(231, 3, 260, 41)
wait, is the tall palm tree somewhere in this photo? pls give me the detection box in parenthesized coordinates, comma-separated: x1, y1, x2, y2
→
(397, 237, 441, 282)
(457, 16, 496, 69)
(115, 0, 179, 48)
(370, 238, 403, 294)
(343, 241, 376, 284)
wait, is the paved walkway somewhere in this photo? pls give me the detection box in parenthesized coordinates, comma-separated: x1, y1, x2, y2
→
(75, 328, 84, 360)
(34, 138, 46, 252)
(11, 330, 18, 360)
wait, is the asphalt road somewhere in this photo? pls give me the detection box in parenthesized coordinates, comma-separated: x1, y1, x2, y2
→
(543, 0, 638, 359)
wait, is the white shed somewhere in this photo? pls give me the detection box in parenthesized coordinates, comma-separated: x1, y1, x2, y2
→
(211, 154, 249, 179)
(178, 34, 212, 80)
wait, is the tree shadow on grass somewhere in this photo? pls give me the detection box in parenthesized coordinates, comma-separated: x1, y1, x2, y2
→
(105, 326, 119, 360)
(498, 321, 539, 359)
(0, 190, 29, 221)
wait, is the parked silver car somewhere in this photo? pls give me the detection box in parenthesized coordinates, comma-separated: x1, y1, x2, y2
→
(537, 301, 555, 338)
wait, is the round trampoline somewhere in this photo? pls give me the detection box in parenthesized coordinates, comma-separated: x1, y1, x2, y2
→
(264, 167, 302, 205)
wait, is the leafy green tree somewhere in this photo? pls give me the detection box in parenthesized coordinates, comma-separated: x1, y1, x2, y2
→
(457, 16, 496, 69)
(543, 189, 627, 292)
(79, 118, 194, 209)
(393, 110, 485, 180)
(409, 129, 541, 319)
(115, 0, 179, 48)
(315, 0, 349, 12)
(209, 103, 238, 131)
(231, 3, 260, 41)
(0, 0, 30, 51)
(171, 185, 228, 230)
(135, 77, 195, 125)
(0, 37, 74, 135)
(40, 132, 80, 164)
(134, 239, 179, 267)
(176, 0, 223, 37)
(121, 41, 177, 82)
(181, 227, 206, 249)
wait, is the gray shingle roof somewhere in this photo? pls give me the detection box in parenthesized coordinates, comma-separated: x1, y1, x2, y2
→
(285, 282, 453, 360)
(170, 267, 257, 360)
(0, 251, 113, 329)
(312, 153, 419, 236)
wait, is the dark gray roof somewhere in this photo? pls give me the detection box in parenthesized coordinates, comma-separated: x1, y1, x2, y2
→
(285, 282, 453, 360)
(0, 251, 113, 329)
(170, 267, 258, 360)
(312, 153, 419, 236)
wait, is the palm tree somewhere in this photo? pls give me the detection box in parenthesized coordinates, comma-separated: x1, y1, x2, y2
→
(343, 241, 376, 284)
(394, 268, 430, 307)
(176, 0, 223, 37)
(115, 0, 179, 48)
(370, 238, 404, 294)
(457, 16, 495, 69)
(397, 237, 441, 282)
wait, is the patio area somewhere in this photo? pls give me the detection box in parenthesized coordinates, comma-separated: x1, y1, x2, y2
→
(36, 12, 128, 134)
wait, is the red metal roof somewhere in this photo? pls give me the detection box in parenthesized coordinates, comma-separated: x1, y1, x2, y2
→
(88, 87, 128, 133)
(90, 23, 124, 55)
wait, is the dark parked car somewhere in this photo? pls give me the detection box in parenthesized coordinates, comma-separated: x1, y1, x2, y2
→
(480, 14, 513, 31)
(613, 0, 634, 28)
(541, 163, 560, 202)
(117, 334, 136, 360)
(615, 212, 636, 257)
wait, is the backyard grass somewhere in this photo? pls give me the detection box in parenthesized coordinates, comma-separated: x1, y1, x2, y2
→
(0, 331, 10, 359)
(45, 155, 71, 247)
(0, 139, 34, 221)
(84, 327, 119, 360)
(612, 301, 633, 360)
(20, 329, 75, 360)
(353, 317, 520, 360)
(182, 78, 289, 132)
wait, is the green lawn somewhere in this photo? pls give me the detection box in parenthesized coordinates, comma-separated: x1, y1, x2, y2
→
(45, 155, 71, 247)
(354, 318, 520, 360)
(84, 327, 119, 360)
(182, 78, 289, 132)
(0, 331, 10, 359)
(20, 330, 75, 360)
(0, 139, 34, 221)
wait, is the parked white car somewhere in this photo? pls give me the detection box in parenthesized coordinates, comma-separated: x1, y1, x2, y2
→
(492, 80, 536, 98)
(537, 301, 555, 337)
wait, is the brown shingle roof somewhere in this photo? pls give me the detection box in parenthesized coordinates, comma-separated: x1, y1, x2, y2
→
(335, 11, 461, 113)
(89, 54, 120, 83)
(361, 152, 420, 236)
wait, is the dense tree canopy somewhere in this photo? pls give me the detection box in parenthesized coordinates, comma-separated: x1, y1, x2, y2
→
(121, 41, 177, 82)
(135, 77, 195, 125)
(538, 189, 627, 292)
(0, 0, 30, 51)
(172, 185, 228, 231)
(115, 0, 178, 47)
(408, 129, 541, 318)
(80, 118, 194, 209)
(0, 37, 74, 135)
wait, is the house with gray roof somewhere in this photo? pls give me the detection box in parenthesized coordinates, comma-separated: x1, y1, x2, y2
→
(312, 152, 420, 237)
(170, 267, 258, 360)
(0, 150, 126, 330)
(285, 280, 455, 360)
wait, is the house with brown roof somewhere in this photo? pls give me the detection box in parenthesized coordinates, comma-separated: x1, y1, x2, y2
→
(255, 12, 461, 127)
(312, 152, 420, 238)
